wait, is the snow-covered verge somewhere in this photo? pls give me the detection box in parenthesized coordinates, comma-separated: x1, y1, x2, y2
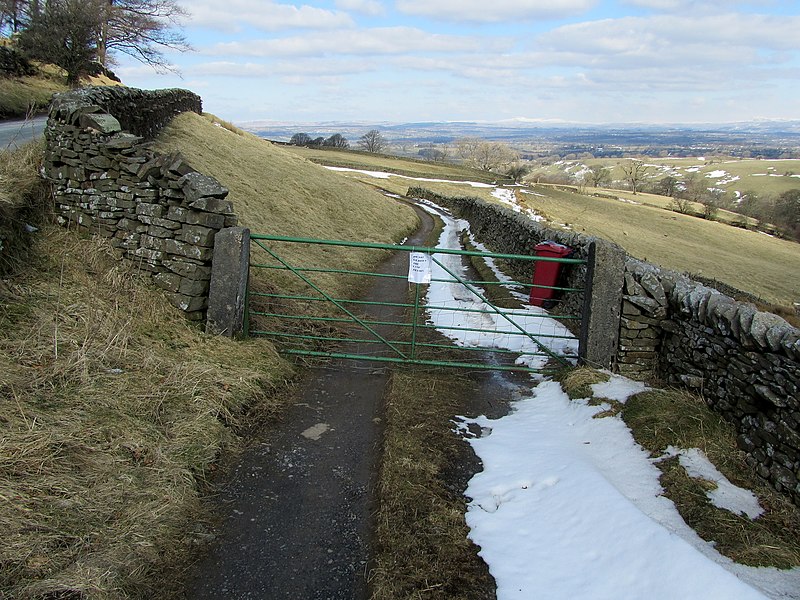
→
(459, 380, 800, 600)
(417, 197, 800, 600)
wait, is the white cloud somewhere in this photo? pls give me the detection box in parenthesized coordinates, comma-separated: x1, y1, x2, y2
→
(204, 27, 506, 57)
(622, 0, 771, 12)
(536, 13, 800, 64)
(395, 0, 596, 22)
(189, 58, 376, 78)
(182, 0, 354, 32)
(335, 0, 385, 16)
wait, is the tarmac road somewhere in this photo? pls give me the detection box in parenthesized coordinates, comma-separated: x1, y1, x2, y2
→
(0, 116, 47, 150)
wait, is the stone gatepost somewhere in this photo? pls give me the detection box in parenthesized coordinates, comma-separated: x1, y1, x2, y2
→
(206, 227, 251, 337)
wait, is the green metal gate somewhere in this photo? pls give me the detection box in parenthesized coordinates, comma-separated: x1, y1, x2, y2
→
(247, 234, 586, 374)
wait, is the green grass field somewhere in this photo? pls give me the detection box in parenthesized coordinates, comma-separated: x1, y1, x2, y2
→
(518, 185, 799, 307)
(283, 144, 504, 184)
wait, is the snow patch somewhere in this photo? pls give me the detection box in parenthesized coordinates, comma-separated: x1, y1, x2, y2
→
(663, 447, 764, 520)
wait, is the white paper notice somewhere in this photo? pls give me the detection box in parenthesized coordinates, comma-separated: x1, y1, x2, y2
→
(408, 252, 432, 284)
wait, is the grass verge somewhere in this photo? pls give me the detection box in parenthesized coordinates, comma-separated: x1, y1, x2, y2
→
(0, 227, 294, 598)
(562, 370, 800, 570)
(0, 140, 50, 275)
(371, 368, 495, 600)
(622, 389, 800, 568)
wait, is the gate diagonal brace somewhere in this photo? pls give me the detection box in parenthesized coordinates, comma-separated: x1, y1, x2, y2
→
(429, 254, 569, 366)
(252, 239, 409, 359)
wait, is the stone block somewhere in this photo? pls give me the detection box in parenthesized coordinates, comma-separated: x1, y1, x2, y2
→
(88, 155, 112, 170)
(164, 238, 213, 261)
(153, 272, 182, 293)
(102, 133, 142, 150)
(168, 293, 208, 313)
(206, 227, 250, 337)
(148, 225, 176, 238)
(133, 247, 164, 262)
(166, 206, 225, 229)
(137, 215, 180, 229)
(162, 259, 212, 280)
(80, 113, 122, 134)
(639, 271, 667, 306)
(179, 277, 210, 297)
(180, 172, 228, 203)
(179, 224, 216, 247)
(189, 196, 234, 214)
(136, 202, 164, 218)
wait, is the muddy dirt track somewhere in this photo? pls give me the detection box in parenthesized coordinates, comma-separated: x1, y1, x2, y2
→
(186, 202, 437, 599)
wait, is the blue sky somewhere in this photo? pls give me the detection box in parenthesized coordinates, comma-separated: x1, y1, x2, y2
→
(116, 0, 800, 125)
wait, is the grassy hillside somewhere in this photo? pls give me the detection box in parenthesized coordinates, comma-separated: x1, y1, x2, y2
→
(155, 114, 418, 296)
(0, 62, 121, 119)
(282, 144, 505, 184)
(1, 113, 418, 598)
(517, 186, 800, 307)
(535, 156, 800, 200)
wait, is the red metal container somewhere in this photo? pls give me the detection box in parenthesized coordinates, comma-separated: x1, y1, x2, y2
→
(530, 241, 573, 307)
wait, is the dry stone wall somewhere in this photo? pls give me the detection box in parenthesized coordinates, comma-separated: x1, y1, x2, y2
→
(623, 258, 800, 505)
(407, 187, 627, 369)
(408, 187, 595, 318)
(42, 87, 237, 320)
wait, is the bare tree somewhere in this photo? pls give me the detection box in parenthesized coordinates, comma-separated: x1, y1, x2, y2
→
(620, 159, 650, 195)
(506, 162, 529, 183)
(457, 137, 518, 172)
(358, 129, 386, 153)
(0, 0, 27, 33)
(17, 0, 98, 86)
(289, 132, 311, 146)
(587, 165, 611, 188)
(96, 0, 190, 70)
(323, 133, 349, 148)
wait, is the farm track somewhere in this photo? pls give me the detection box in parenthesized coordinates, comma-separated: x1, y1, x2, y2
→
(185, 202, 436, 599)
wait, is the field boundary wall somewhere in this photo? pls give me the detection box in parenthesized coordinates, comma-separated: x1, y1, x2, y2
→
(42, 86, 237, 320)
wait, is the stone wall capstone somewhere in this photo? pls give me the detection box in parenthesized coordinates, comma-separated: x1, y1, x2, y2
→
(42, 86, 237, 320)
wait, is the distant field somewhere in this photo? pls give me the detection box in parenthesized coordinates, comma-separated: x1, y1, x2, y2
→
(325, 155, 799, 309)
(282, 145, 503, 184)
(518, 186, 799, 307)
(536, 156, 800, 199)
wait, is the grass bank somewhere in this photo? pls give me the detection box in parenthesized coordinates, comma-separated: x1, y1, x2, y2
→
(2, 111, 419, 598)
(516, 185, 800, 308)
(558, 368, 800, 569)
(155, 114, 419, 298)
(371, 368, 496, 600)
(1, 227, 294, 598)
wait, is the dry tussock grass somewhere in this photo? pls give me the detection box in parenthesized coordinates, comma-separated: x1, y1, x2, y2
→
(1, 227, 293, 598)
(556, 366, 610, 400)
(0, 141, 50, 275)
